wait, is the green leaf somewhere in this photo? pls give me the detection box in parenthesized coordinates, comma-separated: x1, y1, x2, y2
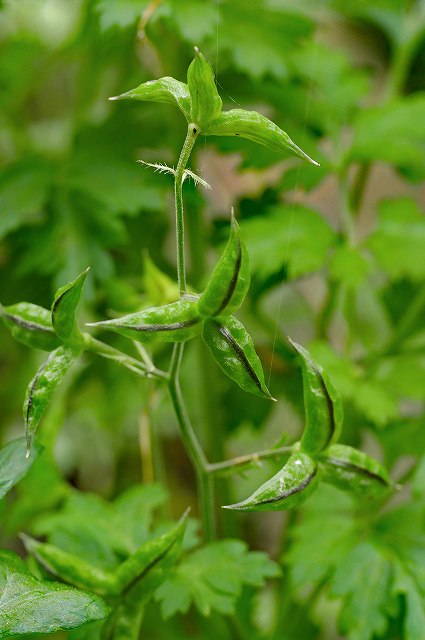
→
(24, 345, 80, 453)
(88, 297, 201, 344)
(205, 109, 318, 165)
(224, 452, 318, 512)
(349, 97, 425, 177)
(0, 438, 42, 500)
(331, 542, 393, 640)
(95, 0, 150, 30)
(110, 77, 191, 122)
(52, 269, 90, 345)
(0, 159, 50, 241)
(328, 246, 371, 289)
(0, 550, 107, 638)
(201, 316, 273, 400)
(198, 213, 250, 318)
(285, 486, 357, 592)
(219, 0, 313, 79)
(0, 302, 61, 351)
(289, 339, 342, 454)
(155, 539, 280, 618)
(367, 198, 425, 282)
(240, 204, 335, 281)
(319, 444, 392, 500)
(187, 47, 222, 129)
(21, 535, 118, 597)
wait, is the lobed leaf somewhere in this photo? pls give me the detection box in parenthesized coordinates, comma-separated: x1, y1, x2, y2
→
(87, 297, 201, 344)
(224, 452, 318, 512)
(204, 109, 319, 165)
(198, 212, 250, 318)
(289, 339, 343, 454)
(0, 438, 42, 500)
(156, 539, 280, 618)
(52, 268, 89, 345)
(0, 302, 61, 351)
(0, 550, 107, 638)
(24, 345, 80, 454)
(201, 316, 274, 400)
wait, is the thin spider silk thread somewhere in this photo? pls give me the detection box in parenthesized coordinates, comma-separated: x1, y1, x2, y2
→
(267, 2, 324, 387)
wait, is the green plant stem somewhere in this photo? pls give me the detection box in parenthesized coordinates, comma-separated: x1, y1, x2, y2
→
(207, 445, 293, 477)
(83, 334, 168, 381)
(175, 124, 200, 295)
(168, 343, 216, 541)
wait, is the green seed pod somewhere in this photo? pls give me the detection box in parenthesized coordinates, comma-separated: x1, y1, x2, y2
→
(202, 316, 274, 400)
(0, 302, 61, 351)
(87, 297, 201, 345)
(115, 510, 188, 594)
(198, 212, 250, 318)
(110, 77, 191, 122)
(289, 339, 343, 455)
(204, 109, 319, 165)
(187, 47, 222, 129)
(24, 346, 80, 454)
(319, 444, 393, 499)
(21, 534, 118, 597)
(224, 452, 318, 511)
(52, 268, 89, 346)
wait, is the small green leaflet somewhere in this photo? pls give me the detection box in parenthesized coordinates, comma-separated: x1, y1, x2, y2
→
(289, 339, 342, 455)
(198, 212, 250, 318)
(155, 539, 280, 618)
(52, 268, 89, 345)
(187, 47, 222, 129)
(88, 297, 201, 344)
(0, 302, 60, 351)
(201, 316, 274, 400)
(110, 77, 191, 121)
(205, 109, 319, 165)
(0, 550, 107, 639)
(24, 345, 80, 454)
(0, 438, 42, 500)
(224, 452, 318, 512)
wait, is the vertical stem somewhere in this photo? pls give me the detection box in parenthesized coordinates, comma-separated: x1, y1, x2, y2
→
(168, 344, 216, 541)
(169, 124, 216, 540)
(175, 124, 200, 295)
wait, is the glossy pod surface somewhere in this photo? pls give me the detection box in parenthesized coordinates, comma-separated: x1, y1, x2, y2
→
(319, 444, 393, 499)
(88, 297, 201, 344)
(224, 452, 318, 511)
(0, 302, 60, 351)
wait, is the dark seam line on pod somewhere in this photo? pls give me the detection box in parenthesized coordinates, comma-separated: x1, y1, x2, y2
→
(214, 237, 242, 316)
(3, 314, 55, 334)
(326, 457, 389, 486)
(215, 322, 264, 393)
(25, 352, 55, 424)
(316, 367, 335, 447)
(51, 290, 69, 322)
(121, 538, 178, 596)
(118, 318, 199, 332)
(257, 468, 317, 505)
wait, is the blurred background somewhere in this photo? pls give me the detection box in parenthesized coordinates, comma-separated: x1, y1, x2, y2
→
(1, 1, 425, 638)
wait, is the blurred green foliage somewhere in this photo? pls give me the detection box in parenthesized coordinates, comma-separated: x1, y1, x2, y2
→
(1, 0, 425, 638)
